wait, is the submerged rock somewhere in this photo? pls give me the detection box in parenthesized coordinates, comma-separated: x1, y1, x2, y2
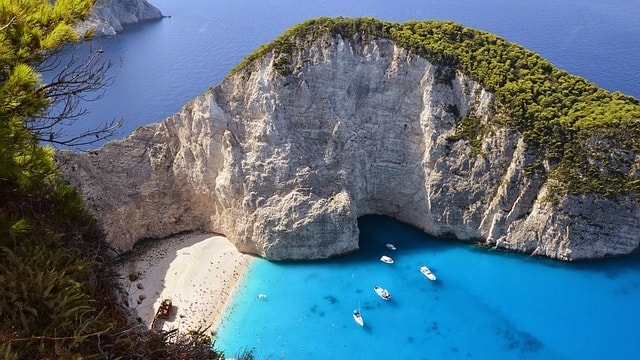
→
(58, 18, 640, 261)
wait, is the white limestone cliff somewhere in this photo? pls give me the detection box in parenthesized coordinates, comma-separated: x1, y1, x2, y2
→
(57, 34, 640, 261)
(76, 0, 163, 37)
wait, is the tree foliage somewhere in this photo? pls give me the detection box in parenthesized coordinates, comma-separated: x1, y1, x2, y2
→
(1, 0, 93, 119)
(0, 1, 222, 358)
(1, 0, 121, 149)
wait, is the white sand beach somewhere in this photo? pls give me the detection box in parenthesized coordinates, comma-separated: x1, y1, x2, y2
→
(118, 233, 253, 334)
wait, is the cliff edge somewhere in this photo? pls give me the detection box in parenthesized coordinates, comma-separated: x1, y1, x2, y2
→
(58, 18, 640, 261)
(76, 0, 163, 37)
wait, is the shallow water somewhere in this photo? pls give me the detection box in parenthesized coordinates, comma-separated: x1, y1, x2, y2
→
(216, 216, 640, 359)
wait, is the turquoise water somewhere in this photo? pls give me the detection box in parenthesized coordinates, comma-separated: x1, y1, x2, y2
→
(216, 216, 640, 359)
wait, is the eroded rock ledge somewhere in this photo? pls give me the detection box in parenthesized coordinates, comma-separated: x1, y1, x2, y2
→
(58, 31, 640, 261)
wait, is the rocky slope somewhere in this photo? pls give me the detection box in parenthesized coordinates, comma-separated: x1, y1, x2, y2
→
(58, 21, 640, 261)
(76, 0, 163, 37)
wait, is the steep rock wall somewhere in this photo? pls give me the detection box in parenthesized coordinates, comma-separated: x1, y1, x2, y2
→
(76, 0, 163, 37)
(58, 35, 640, 260)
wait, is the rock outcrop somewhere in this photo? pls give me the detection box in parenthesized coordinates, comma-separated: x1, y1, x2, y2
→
(58, 26, 640, 261)
(76, 0, 163, 37)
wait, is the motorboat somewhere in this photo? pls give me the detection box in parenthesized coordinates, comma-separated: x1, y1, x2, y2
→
(386, 243, 396, 250)
(353, 309, 364, 327)
(374, 285, 391, 301)
(380, 255, 394, 264)
(420, 266, 437, 281)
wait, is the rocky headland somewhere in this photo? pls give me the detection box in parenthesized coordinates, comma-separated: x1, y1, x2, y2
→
(58, 18, 640, 261)
(76, 0, 163, 37)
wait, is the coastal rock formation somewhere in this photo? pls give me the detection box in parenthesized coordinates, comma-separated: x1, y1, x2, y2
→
(58, 25, 640, 261)
(76, 0, 163, 37)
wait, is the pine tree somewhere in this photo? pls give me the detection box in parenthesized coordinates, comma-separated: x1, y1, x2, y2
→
(1, 0, 120, 149)
(0, 2, 108, 358)
(1, 3, 222, 358)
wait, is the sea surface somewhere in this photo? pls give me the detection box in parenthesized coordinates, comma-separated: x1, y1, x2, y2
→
(60, 1, 640, 359)
(56, 0, 640, 148)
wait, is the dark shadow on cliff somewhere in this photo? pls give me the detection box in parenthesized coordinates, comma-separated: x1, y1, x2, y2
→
(349, 214, 462, 264)
(358, 215, 450, 247)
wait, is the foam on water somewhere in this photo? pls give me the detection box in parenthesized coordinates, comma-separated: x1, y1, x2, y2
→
(216, 216, 640, 359)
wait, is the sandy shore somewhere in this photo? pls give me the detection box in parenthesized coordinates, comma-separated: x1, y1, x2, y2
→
(117, 233, 253, 334)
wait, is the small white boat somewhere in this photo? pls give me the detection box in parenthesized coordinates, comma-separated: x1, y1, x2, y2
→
(257, 293, 267, 300)
(380, 255, 394, 264)
(420, 266, 437, 281)
(374, 285, 391, 301)
(386, 243, 396, 250)
(353, 309, 364, 327)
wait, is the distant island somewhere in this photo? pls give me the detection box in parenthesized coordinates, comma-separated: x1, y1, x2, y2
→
(75, 0, 163, 37)
(59, 17, 640, 261)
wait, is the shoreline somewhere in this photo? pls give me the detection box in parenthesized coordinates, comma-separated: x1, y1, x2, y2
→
(117, 233, 254, 334)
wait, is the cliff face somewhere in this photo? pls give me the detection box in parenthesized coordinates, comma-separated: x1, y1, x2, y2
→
(76, 0, 163, 37)
(58, 33, 640, 261)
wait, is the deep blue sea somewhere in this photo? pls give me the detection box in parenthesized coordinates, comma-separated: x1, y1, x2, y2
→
(63, 0, 640, 359)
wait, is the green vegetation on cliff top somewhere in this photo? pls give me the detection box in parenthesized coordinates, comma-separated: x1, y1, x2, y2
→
(231, 17, 640, 198)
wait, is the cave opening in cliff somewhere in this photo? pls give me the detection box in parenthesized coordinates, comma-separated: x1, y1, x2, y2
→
(357, 215, 453, 255)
